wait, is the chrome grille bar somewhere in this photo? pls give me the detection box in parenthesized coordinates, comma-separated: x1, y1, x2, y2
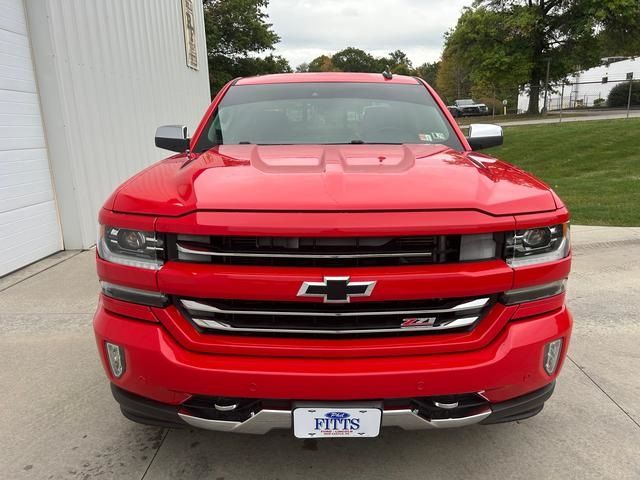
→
(191, 316, 479, 335)
(180, 297, 490, 318)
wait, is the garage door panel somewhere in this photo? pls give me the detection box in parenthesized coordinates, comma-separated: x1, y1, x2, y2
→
(0, 49, 32, 68)
(0, 200, 58, 236)
(0, 124, 44, 138)
(0, 0, 62, 276)
(0, 0, 25, 16)
(0, 62, 37, 92)
(0, 119, 46, 152)
(0, 89, 38, 103)
(0, 112, 42, 125)
(0, 148, 49, 171)
(1, 178, 54, 214)
(0, 3, 26, 36)
(0, 90, 41, 118)
(0, 161, 50, 177)
(0, 102, 42, 116)
(0, 171, 53, 208)
(0, 136, 46, 151)
(0, 201, 61, 276)
(0, 25, 30, 57)
(0, 103, 40, 116)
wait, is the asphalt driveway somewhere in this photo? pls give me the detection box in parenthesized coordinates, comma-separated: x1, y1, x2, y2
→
(1, 226, 639, 479)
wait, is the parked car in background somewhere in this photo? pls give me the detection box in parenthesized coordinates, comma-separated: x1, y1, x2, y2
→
(94, 72, 572, 439)
(448, 99, 490, 117)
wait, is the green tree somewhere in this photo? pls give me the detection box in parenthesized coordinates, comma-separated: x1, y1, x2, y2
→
(440, 7, 532, 108)
(474, 0, 640, 113)
(331, 47, 383, 72)
(308, 55, 340, 72)
(435, 47, 473, 104)
(414, 62, 440, 86)
(607, 80, 640, 107)
(233, 54, 292, 77)
(203, 0, 290, 93)
(383, 50, 413, 75)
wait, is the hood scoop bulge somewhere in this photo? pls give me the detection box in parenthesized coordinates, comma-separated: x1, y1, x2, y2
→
(248, 145, 419, 174)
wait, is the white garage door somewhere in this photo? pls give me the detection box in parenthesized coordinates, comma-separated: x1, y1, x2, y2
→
(0, 0, 62, 276)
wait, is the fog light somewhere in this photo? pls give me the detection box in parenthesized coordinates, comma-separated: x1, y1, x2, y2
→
(543, 339, 563, 375)
(105, 342, 125, 378)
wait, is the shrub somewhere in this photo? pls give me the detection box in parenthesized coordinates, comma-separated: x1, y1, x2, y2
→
(476, 97, 504, 114)
(593, 98, 606, 107)
(607, 81, 640, 107)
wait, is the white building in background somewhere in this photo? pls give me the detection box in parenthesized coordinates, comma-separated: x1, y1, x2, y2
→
(517, 57, 640, 113)
(1, 0, 211, 276)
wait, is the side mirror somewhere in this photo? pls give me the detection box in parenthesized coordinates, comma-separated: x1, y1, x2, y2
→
(466, 124, 503, 150)
(155, 125, 190, 152)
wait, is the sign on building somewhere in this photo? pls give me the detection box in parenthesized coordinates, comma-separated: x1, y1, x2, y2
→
(181, 0, 198, 70)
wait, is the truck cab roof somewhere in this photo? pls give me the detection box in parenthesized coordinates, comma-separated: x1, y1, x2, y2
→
(235, 72, 421, 86)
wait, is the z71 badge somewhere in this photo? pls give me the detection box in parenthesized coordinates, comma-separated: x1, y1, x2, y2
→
(401, 317, 437, 328)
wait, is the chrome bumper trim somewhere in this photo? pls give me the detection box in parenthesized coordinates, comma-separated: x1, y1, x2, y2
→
(178, 409, 292, 434)
(177, 407, 492, 434)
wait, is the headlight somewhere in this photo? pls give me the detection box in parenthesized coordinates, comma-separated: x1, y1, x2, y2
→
(97, 225, 164, 270)
(505, 223, 570, 267)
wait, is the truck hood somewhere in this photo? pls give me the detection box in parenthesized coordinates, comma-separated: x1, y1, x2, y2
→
(111, 144, 556, 216)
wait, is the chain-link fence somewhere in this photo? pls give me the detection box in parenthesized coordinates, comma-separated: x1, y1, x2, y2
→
(543, 77, 637, 111)
(517, 74, 639, 116)
(446, 78, 639, 123)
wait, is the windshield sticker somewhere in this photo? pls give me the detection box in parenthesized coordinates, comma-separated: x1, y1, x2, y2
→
(432, 132, 447, 140)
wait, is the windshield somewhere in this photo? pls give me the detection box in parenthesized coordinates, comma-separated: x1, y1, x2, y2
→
(195, 82, 463, 151)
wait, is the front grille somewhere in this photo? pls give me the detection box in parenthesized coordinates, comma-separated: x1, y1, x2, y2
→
(176, 296, 494, 337)
(168, 234, 462, 267)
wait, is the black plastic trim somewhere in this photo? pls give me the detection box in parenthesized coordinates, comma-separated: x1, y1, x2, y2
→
(155, 136, 190, 153)
(481, 381, 555, 424)
(467, 135, 503, 151)
(111, 382, 556, 428)
(111, 384, 186, 428)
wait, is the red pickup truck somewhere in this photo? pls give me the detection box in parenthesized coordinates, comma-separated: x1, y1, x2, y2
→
(94, 72, 572, 438)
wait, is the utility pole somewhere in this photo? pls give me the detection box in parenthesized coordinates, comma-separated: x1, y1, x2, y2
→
(559, 83, 565, 123)
(627, 72, 634, 119)
(542, 58, 551, 115)
(492, 84, 495, 118)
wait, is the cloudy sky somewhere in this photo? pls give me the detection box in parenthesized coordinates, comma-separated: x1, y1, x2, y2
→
(267, 0, 473, 69)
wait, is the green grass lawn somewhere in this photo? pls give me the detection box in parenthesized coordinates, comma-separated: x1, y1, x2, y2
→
(485, 118, 640, 226)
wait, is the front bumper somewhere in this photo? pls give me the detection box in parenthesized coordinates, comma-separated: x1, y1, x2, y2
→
(94, 302, 571, 412)
(111, 381, 555, 434)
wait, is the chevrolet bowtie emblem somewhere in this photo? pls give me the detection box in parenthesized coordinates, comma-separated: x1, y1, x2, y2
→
(297, 276, 376, 303)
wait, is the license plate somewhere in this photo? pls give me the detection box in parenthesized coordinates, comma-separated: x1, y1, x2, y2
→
(293, 405, 382, 438)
